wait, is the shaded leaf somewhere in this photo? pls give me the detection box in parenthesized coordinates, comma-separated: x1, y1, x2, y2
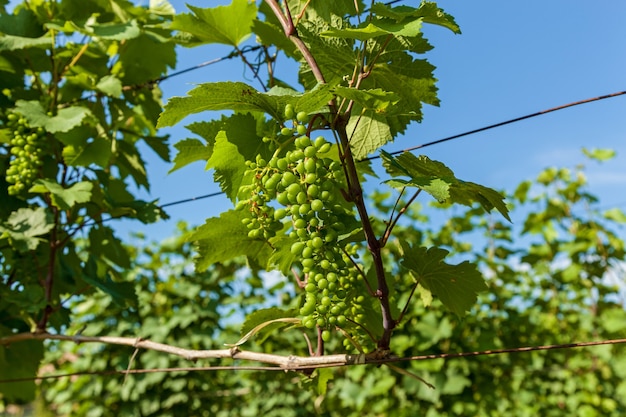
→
(29, 180, 93, 210)
(170, 138, 214, 173)
(0, 340, 43, 402)
(14, 100, 92, 133)
(400, 242, 487, 316)
(239, 307, 299, 338)
(190, 210, 272, 271)
(381, 150, 510, 221)
(0, 207, 53, 251)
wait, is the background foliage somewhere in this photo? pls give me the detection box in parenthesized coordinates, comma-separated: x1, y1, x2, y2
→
(0, 1, 624, 416)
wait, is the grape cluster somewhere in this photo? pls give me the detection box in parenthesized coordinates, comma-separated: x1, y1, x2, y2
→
(4, 113, 47, 196)
(238, 104, 361, 341)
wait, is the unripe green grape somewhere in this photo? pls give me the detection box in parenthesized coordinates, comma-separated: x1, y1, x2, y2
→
(304, 172, 317, 184)
(296, 124, 307, 135)
(307, 184, 320, 198)
(311, 236, 323, 249)
(284, 104, 295, 119)
(318, 143, 332, 154)
(281, 127, 293, 136)
(296, 111, 309, 123)
(311, 199, 324, 212)
(304, 158, 317, 173)
(290, 149, 304, 162)
(321, 330, 331, 342)
(303, 146, 317, 158)
(291, 241, 305, 255)
(274, 208, 287, 220)
(277, 192, 289, 205)
(296, 191, 307, 204)
(277, 158, 289, 171)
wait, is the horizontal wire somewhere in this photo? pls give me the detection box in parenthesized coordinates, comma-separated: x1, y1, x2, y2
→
(154, 89, 626, 209)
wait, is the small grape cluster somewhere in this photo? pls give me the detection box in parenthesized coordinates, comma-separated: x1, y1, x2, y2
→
(238, 105, 360, 341)
(4, 113, 47, 196)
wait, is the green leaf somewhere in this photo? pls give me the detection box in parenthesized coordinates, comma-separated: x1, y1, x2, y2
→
(0, 33, 50, 51)
(240, 307, 297, 337)
(0, 207, 53, 251)
(400, 242, 487, 316)
(381, 150, 510, 221)
(317, 368, 334, 395)
(86, 20, 141, 40)
(171, 0, 257, 47)
(267, 235, 298, 275)
(190, 210, 272, 271)
(14, 100, 93, 133)
(347, 110, 392, 160)
(170, 138, 214, 173)
(150, 0, 175, 16)
(29, 180, 93, 210)
(207, 130, 247, 201)
(321, 18, 422, 41)
(96, 75, 123, 97)
(158, 82, 334, 128)
(604, 208, 626, 223)
(582, 147, 616, 162)
(333, 87, 401, 114)
(371, 2, 461, 34)
(82, 257, 137, 307)
(62, 136, 112, 168)
(0, 340, 44, 402)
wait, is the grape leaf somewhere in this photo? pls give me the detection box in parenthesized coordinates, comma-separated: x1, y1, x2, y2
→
(267, 235, 298, 276)
(190, 210, 272, 272)
(95, 74, 123, 97)
(82, 256, 137, 307)
(400, 242, 486, 316)
(240, 307, 298, 338)
(170, 138, 214, 173)
(0, 340, 44, 402)
(62, 136, 112, 168)
(207, 131, 247, 201)
(14, 100, 93, 133)
(158, 81, 334, 128)
(86, 20, 141, 40)
(0, 33, 50, 51)
(381, 150, 510, 221)
(333, 87, 401, 114)
(0, 207, 53, 251)
(347, 110, 392, 160)
(321, 18, 422, 41)
(371, 2, 461, 34)
(29, 180, 93, 210)
(170, 0, 257, 47)
(317, 368, 334, 395)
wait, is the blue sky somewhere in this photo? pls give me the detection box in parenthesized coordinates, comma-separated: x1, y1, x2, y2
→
(120, 1, 626, 242)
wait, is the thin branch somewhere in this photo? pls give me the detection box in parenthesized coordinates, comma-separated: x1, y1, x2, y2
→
(381, 188, 422, 247)
(1, 332, 625, 384)
(395, 280, 420, 326)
